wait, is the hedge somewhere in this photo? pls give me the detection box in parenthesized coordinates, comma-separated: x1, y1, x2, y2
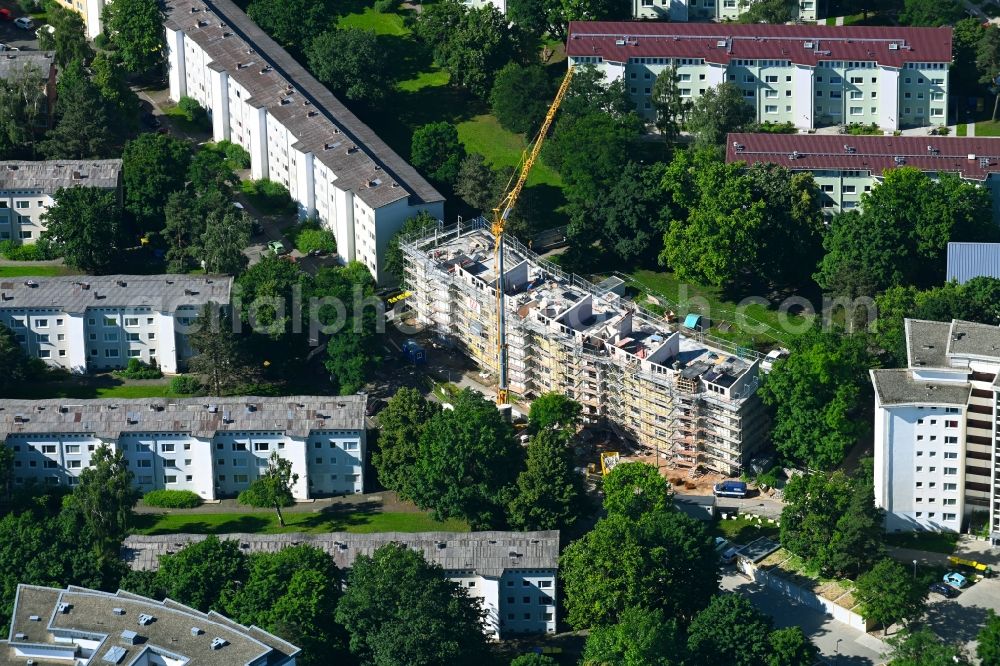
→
(142, 489, 203, 508)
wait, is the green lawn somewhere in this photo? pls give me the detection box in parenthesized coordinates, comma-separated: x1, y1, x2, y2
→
(134, 510, 469, 535)
(825, 16, 836, 25)
(338, 8, 410, 36)
(628, 269, 815, 348)
(0, 265, 75, 278)
(956, 123, 968, 137)
(885, 531, 959, 555)
(457, 115, 562, 189)
(16, 380, 188, 400)
(973, 119, 1000, 136)
(397, 68, 450, 93)
(712, 515, 780, 544)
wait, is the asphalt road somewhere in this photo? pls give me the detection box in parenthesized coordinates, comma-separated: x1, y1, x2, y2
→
(722, 571, 887, 666)
(0, 16, 40, 51)
(923, 576, 1000, 658)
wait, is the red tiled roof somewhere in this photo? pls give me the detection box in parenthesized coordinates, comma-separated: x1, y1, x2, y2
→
(566, 21, 952, 68)
(725, 133, 1000, 180)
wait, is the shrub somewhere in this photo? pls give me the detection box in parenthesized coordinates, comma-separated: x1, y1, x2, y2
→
(177, 96, 208, 124)
(169, 374, 202, 395)
(241, 179, 294, 213)
(113, 358, 163, 380)
(0, 239, 53, 261)
(295, 228, 337, 254)
(143, 489, 203, 508)
(747, 120, 797, 134)
(94, 33, 110, 49)
(845, 122, 882, 136)
(373, 0, 401, 12)
(217, 140, 251, 169)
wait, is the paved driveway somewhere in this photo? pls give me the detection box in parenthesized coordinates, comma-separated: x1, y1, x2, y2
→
(923, 576, 1000, 657)
(722, 572, 887, 666)
(0, 16, 40, 51)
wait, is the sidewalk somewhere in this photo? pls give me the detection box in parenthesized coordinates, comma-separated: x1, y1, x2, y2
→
(134, 491, 424, 515)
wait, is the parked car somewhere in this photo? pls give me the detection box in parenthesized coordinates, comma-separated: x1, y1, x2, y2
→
(720, 546, 742, 565)
(929, 582, 960, 598)
(713, 480, 748, 499)
(267, 240, 286, 255)
(943, 572, 968, 589)
(14, 16, 34, 30)
(0, 43, 18, 52)
(0, 9, 13, 21)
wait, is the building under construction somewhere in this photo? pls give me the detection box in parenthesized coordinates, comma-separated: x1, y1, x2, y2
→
(402, 221, 769, 476)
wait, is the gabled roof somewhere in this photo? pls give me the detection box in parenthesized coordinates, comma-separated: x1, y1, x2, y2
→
(164, 0, 443, 210)
(726, 134, 1000, 181)
(0, 275, 231, 312)
(0, 160, 122, 192)
(567, 22, 952, 67)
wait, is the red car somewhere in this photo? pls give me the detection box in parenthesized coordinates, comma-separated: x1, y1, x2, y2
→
(0, 8, 13, 21)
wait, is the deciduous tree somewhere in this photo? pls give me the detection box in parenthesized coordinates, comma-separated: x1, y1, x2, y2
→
(686, 82, 754, 148)
(314, 262, 381, 394)
(102, 0, 165, 73)
(455, 153, 503, 212)
(855, 558, 927, 633)
(122, 133, 192, 233)
(246, 0, 333, 52)
(687, 594, 773, 666)
(155, 535, 248, 612)
(0, 323, 45, 398)
(335, 543, 491, 666)
(384, 211, 438, 282)
(237, 451, 298, 526)
(886, 628, 970, 665)
(759, 327, 873, 470)
(602, 461, 672, 519)
(899, 0, 965, 26)
(768, 627, 820, 666)
(582, 606, 686, 666)
(560, 510, 718, 628)
(39, 59, 113, 159)
(490, 62, 553, 136)
(506, 428, 586, 530)
(307, 28, 394, 103)
(62, 445, 139, 571)
(187, 304, 258, 394)
(651, 66, 689, 143)
(528, 392, 582, 432)
(44, 3, 93, 68)
(201, 208, 251, 275)
(408, 388, 523, 528)
(372, 388, 441, 497)
(40, 187, 122, 274)
(235, 255, 309, 336)
(410, 122, 466, 185)
(978, 610, 1000, 666)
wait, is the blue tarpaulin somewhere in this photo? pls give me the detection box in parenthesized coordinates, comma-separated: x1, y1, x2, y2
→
(684, 314, 703, 330)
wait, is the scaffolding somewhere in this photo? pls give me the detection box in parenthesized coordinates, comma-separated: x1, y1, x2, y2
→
(400, 222, 769, 476)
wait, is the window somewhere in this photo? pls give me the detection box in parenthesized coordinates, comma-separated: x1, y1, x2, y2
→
(127, 332, 140, 341)
(843, 185, 856, 193)
(234, 474, 249, 483)
(944, 483, 957, 491)
(943, 513, 956, 521)
(830, 91, 842, 99)
(943, 498, 957, 506)
(124, 317, 139, 327)
(765, 105, 778, 114)
(165, 475, 177, 483)
(35, 318, 48, 328)
(765, 90, 778, 98)
(850, 76, 863, 84)
(765, 75, 778, 83)
(38, 349, 50, 358)
(540, 580, 552, 588)
(161, 443, 175, 453)
(104, 332, 118, 342)
(944, 452, 957, 459)
(65, 444, 79, 454)
(944, 467, 957, 475)
(15, 200, 29, 209)
(104, 349, 119, 358)
(254, 442, 269, 451)
(128, 349, 141, 358)
(136, 459, 151, 468)
(103, 316, 116, 327)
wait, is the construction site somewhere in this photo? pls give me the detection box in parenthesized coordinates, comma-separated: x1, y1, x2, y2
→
(401, 220, 770, 477)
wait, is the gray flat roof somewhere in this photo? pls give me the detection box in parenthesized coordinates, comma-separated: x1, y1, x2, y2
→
(0, 52, 52, 80)
(871, 369, 971, 407)
(0, 160, 122, 192)
(0, 275, 232, 312)
(4, 584, 297, 665)
(0, 395, 367, 438)
(946, 242, 1000, 284)
(906, 319, 952, 369)
(163, 0, 443, 210)
(124, 531, 559, 578)
(947, 319, 1000, 361)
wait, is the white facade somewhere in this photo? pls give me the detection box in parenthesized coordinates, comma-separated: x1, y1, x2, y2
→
(0, 275, 231, 374)
(633, 0, 820, 22)
(163, 0, 444, 284)
(871, 319, 1000, 537)
(567, 23, 952, 132)
(1, 396, 367, 500)
(0, 160, 122, 245)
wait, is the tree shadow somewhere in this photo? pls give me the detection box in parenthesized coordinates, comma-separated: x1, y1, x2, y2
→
(139, 514, 273, 535)
(298, 500, 382, 530)
(377, 32, 432, 85)
(518, 183, 569, 234)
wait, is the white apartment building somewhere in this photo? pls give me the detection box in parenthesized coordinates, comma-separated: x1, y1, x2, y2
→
(403, 222, 768, 476)
(727, 134, 1000, 218)
(0, 160, 122, 244)
(0, 275, 231, 374)
(125, 530, 560, 639)
(566, 22, 952, 131)
(633, 0, 820, 23)
(163, 0, 444, 284)
(1, 395, 367, 499)
(871, 319, 1000, 540)
(51, 0, 109, 38)
(2, 584, 300, 665)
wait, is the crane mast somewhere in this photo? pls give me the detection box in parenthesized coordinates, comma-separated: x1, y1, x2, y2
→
(492, 66, 573, 407)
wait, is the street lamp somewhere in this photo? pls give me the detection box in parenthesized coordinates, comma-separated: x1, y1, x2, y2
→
(835, 638, 842, 655)
(912, 559, 918, 579)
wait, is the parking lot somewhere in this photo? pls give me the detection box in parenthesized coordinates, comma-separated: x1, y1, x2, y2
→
(0, 6, 41, 51)
(924, 575, 1000, 657)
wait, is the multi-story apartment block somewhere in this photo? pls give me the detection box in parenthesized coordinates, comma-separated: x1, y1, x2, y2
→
(0, 160, 122, 244)
(871, 319, 1000, 541)
(125, 530, 560, 639)
(0, 53, 57, 129)
(51, 0, 109, 38)
(0, 275, 231, 373)
(566, 22, 952, 131)
(2, 584, 300, 665)
(1, 394, 367, 499)
(633, 0, 820, 23)
(402, 222, 768, 476)
(163, 0, 444, 284)
(727, 134, 1000, 217)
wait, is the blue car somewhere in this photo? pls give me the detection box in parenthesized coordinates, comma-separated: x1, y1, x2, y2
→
(943, 572, 967, 589)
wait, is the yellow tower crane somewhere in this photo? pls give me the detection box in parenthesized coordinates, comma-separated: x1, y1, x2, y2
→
(492, 66, 573, 407)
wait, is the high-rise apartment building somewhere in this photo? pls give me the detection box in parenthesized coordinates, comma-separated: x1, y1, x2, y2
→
(871, 319, 1000, 541)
